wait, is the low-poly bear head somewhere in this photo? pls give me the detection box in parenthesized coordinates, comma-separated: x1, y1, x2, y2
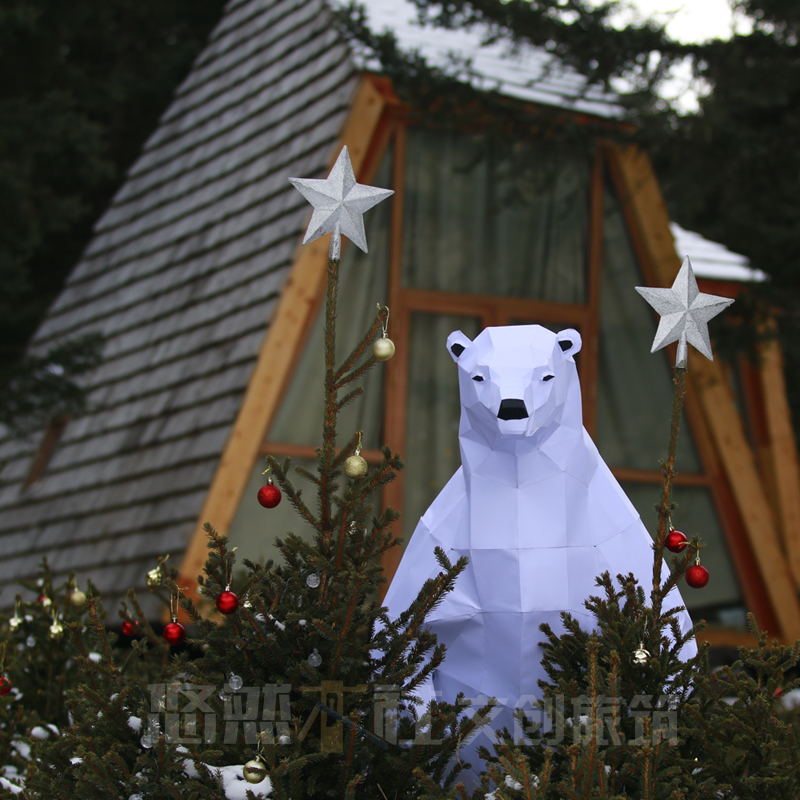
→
(447, 325, 582, 440)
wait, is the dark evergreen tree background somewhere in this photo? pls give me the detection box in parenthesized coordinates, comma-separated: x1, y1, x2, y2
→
(2, 0, 799, 432)
(0, 0, 226, 433)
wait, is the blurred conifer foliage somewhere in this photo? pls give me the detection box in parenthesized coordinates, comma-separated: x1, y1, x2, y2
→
(0, 0, 226, 434)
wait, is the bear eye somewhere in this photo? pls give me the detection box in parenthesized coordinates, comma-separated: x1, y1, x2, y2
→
(542, 374, 555, 382)
(472, 375, 484, 382)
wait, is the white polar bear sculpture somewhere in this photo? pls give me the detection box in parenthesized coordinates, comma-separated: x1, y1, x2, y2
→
(383, 324, 696, 764)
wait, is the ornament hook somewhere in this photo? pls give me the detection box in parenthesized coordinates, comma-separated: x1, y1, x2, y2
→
(376, 303, 390, 338)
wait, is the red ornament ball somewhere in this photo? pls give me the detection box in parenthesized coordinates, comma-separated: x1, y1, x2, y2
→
(686, 564, 710, 588)
(665, 529, 688, 553)
(0, 677, 10, 696)
(163, 621, 187, 645)
(216, 590, 239, 615)
(257, 484, 281, 508)
(121, 619, 139, 637)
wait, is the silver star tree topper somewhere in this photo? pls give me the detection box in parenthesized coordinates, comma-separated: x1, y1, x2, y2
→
(289, 146, 394, 260)
(636, 256, 734, 368)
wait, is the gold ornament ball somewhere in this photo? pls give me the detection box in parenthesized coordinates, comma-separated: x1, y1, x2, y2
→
(146, 568, 161, 588)
(49, 621, 64, 640)
(372, 337, 395, 361)
(632, 646, 650, 665)
(70, 589, 87, 608)
(344, 455, 368, 479)
(242, 758, 267, 784)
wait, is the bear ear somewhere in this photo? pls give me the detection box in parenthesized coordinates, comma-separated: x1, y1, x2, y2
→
(447, 330, 473, 362)
(556, 328, 582, 359)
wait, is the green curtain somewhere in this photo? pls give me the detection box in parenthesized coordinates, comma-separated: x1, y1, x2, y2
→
(402, 128, 591, 302)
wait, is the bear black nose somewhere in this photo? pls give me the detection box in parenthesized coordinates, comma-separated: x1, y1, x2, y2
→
(498, 398, 528, 420)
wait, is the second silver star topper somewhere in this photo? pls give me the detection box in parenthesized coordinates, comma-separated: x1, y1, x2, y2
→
(636, 257, 734, 368)
(289, 146, 393, 260)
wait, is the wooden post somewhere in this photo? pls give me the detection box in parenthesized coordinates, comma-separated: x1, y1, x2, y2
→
(757, 329, 800, 588)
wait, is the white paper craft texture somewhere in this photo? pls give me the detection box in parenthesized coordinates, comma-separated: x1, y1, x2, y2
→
(383, 324, 697, 775)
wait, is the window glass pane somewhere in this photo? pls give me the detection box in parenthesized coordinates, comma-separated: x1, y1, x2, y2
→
(267, 151, 393, 451)
(621, 482, 745, 627)
(402, 312, 482, 544)
(596, 187, 701, 472)
(402, 128, 590, 302)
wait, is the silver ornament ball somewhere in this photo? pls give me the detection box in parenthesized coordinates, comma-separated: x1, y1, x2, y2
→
(228, 673, 243, 691)
(306, 573, 321, 589)
(308, 648, 322, 668)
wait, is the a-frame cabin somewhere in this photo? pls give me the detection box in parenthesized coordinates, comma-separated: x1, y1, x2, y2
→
(1, 0, 799, 649)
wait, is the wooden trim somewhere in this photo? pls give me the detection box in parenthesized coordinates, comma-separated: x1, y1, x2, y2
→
(582, 145, 604, 438)
(756, 330, 800, 588)
(609, 142, 800, 642)
(695, 628, 759, 648)
(611, 468, 709, 487)
(696, 278, 745, 300)
(401, 287, 589, 326)
(263, 441, 384, 464)
(178, 76, 390, 595)
(380, 123, 409, 590)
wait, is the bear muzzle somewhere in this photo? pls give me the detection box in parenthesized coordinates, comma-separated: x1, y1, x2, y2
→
(497, 398, 529, 420)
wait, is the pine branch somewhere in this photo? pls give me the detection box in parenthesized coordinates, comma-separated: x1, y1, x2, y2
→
(334, 306, 386, 385)
(651, 365, 686, 616)
(335, 386, 364, 413)
(267, 454, 321, 530)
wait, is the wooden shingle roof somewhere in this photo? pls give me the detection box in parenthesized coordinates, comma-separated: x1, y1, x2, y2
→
(0, 0, 358, 613)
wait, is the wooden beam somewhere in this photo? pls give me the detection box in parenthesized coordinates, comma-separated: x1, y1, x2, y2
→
(757, 330, 800, 588)
(582, 145, 604, 439)
(178, 76, 389, 593)
(695, 628, 759, 648)
(610, 142, 800, 642)
(380, 123, 410, 591)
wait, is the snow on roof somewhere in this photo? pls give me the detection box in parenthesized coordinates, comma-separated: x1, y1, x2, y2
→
(343, 0, 624, 119)
(670, 223, 766, 283)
